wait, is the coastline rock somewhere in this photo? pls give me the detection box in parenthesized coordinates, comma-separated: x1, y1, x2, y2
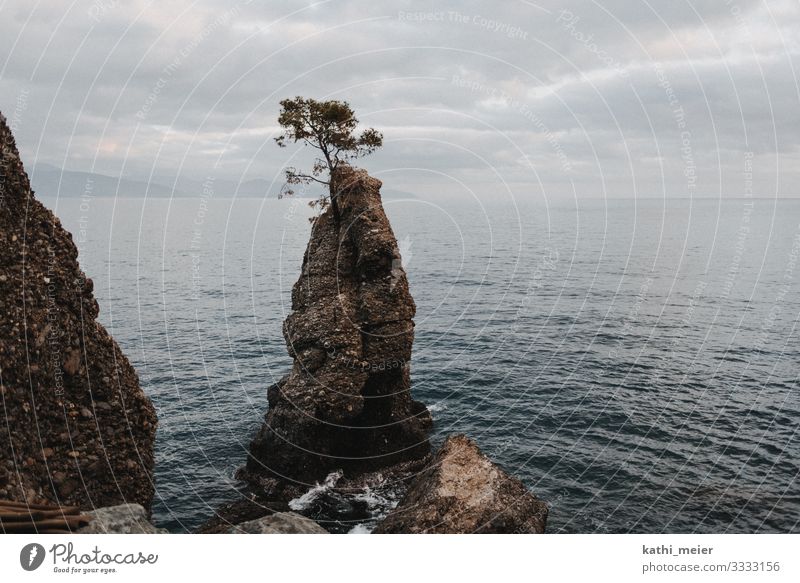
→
(244, 166, 431, 491)
(226, 512, 328, 534)
(77, 504, 166, 534)
(374, 435, 548, 533)
(0, 113, 157, 510)
(195, 494, 284, 533)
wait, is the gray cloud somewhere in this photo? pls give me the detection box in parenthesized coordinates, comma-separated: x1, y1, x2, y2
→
(1, 0, 798, 198)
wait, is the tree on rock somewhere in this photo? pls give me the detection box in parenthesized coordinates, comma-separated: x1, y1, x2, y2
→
(275, 97, 383, 219)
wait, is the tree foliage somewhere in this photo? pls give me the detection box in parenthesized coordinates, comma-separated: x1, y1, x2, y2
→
(275, 97, 383, 218)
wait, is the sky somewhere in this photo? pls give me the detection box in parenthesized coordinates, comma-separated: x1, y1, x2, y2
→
(1, 0, 799, 199)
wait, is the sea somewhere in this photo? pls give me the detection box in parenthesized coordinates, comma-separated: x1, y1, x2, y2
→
(45, 193, 800, 534)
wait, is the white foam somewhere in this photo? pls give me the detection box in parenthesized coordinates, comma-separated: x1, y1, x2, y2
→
(348, 523, 372, 534)
(428, 403, 447, 415)
(288, 469, 343, 511)
(346, 478, 405, 534)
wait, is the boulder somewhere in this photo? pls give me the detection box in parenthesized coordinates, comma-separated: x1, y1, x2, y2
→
(77, 504, 166, 534)
(244, 166, 431, 490)
(374, 435, 548, 533)
(226, 512, 328, 534)
(0, 112, 157, 510)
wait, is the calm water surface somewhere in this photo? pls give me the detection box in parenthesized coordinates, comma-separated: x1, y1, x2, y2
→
(47, 194, 800, 533)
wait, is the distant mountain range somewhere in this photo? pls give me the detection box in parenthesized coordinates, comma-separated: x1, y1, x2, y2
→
(29, 163, 272, 198)
(29, 163, 415, 199)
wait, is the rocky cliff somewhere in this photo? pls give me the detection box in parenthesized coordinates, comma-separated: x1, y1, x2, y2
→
(244, 166, 431, 492)
(0, 113, 157, 511)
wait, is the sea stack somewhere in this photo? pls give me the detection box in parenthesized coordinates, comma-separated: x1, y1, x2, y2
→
(0, 113, 157, 511)
(245, 165, 431, 491)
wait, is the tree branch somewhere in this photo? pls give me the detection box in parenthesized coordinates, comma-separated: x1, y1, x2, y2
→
(291, 172, 330, 185)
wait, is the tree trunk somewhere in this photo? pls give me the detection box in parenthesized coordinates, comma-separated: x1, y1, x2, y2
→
(329, 176, 341, 223)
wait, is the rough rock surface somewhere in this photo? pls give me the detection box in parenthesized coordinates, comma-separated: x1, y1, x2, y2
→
(374, 435, 548, 533)
(0, 113, 157, 510)
(244, 166, 431, 491)
(226, 511, 328, 534)
(77, 503, 166, 533)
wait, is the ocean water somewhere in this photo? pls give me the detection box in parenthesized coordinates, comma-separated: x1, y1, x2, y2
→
(46, 193, 800, 533)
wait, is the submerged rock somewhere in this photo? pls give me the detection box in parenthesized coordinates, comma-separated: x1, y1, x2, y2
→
(77, 504, 166, 534)
(0, 113, 157, 510)
(244, 166, 431, 491)
(226, 512, 328, 534)
(374, 435, 548, 533)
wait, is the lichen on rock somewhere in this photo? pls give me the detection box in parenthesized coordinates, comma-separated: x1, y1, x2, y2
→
(374, 435, 548, 534)
(77, 503, 166, 534)
(226, 512, 328, 534)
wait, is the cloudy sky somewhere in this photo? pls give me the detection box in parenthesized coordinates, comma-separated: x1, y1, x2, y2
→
(2, 0, 799, 198)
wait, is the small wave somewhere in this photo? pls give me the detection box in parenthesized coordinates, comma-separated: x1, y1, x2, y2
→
(287, 470, 406, 533)
(353, 483, 399, 514)
(428, 403, 447, 417)
(344, 478, 405, 534)
(288, 469, 343, 511)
